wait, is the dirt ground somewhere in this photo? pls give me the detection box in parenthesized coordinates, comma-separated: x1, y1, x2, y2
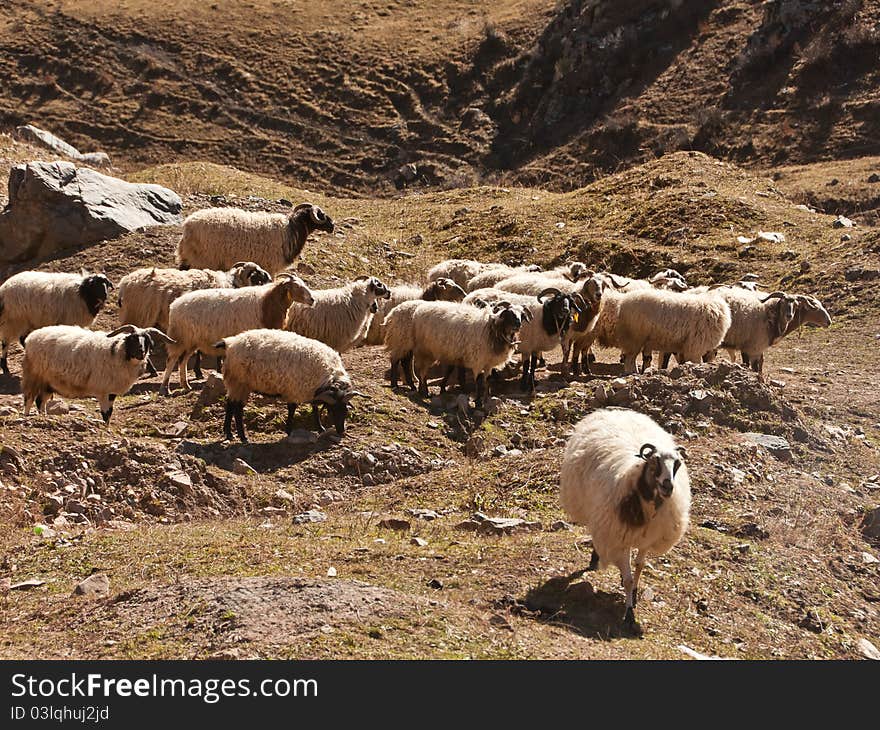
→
(0, 0, 878, 660)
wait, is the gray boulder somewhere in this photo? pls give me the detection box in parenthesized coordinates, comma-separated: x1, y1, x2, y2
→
(14, 124, 112, 168)
(0, 161, 181, 264)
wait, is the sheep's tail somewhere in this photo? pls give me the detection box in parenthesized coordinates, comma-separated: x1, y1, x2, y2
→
(213, 340, 227, 351)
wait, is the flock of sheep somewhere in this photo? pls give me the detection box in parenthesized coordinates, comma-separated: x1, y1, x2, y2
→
(0, 199, 833, 629)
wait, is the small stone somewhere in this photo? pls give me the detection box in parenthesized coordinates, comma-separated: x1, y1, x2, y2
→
(10, 578, 46, 591)
(274, 488, 296, 504)
(799, 610, 823, 633)
(743, 433, 792, 461)
(378, 517, 411, 531)
(232, 458, 257, 475)
(427, 578, 443, 590)
(454, 519, 481, 532)
(861, 552, 879, 565)
(45, 400, 69, 415)
(408, 508, 440, 521)
(549, 520, 571, 532)
(361, 473, 375, 486)
(326, 566, 337, 577)
(857, 638, 880, 660)
(832, 215, 854, 228)
(72, 573, 109, 598)
(286, 430, 317, 446)
(292, 509, 326, 524)
(736, 543, 751, 554)
(165, 469, 192, 492)
(410, 537, 428, 547)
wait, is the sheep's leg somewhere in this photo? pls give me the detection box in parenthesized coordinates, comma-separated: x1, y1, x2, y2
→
(313, 404, 324, 432)
(622, 353, 638, 374)
(0, 339, 8, 376)
(234, 401, 247, 443)
(632, 550, 647, 608)
(753, 355, 764, 375)
(457, 366, 468, 390)
(521, 353, 537, 392)
(741, 352, 750, 367)
(216, 356, 223, 374)
(703, 349, 717, 363)
(439, 365, 455, 394)
(581, 347, 594, 376)
(416, 364, 430, 398)
(641, 349, 652, 370)
(619, 558, 638, 630)
(178, 350, 192, 391)
(160, 348, 181, 393)
(286, 403, 297, 435)
(560, 340, 572, 377)
(474, 372, 487, 409)
(144, 356, 158, 378)
(23, 391, 34, 416)
(402, 352, 417, 390)
(223, 400, 235, 441)
(586, 548, 600, 572)
(389, 358, 400, 389)
(193, 351, 203, 380)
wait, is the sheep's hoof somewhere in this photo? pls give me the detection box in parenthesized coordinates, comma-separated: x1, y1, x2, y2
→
(622, 608, 643, 637)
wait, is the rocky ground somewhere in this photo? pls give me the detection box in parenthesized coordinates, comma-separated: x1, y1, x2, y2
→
(0, 125, 878, 658)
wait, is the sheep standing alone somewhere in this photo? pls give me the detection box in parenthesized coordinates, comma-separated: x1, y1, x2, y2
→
(21, 324, 173, 423)
(0, 271, 113, 376)
(560, 408, 691, 630)
(161, 273, 314, 392)
(364, 278, 466, 346)
(284, 276, 391, 353)
(216, 329, 362, 442)
(716, 288, 831, 373)
(176, 204, 334, 274)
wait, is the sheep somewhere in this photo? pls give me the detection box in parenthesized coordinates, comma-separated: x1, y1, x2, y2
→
(398, 301, 529, 408)
(560, 408, 691, 631)
(360, 278, 465, 347)
(570, 288, 732, 375)
(284, 276, 391, 353)
(463, 287, 586, 391)
(215, 329, 363, 442)
(117, 262, 272, 377)
(715, 288, 831, 373)
(21, 324, 173, 423)
(0, 271, 114, 376)
(161, 273, 314, 393)
(176, 203, 334, 274)
(427, 259, 541, 290)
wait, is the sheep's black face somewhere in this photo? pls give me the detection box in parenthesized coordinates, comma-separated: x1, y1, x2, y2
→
(638, 444, 681, 499)
(79, 274, 114, 316)
(369, 278, 391, 300)
(497, 306, 525, 340)
(312, 206, 335, 234)
(124, 333, 152, 362)
(542, 296, 573, 337)
(248, 267, 271, 286)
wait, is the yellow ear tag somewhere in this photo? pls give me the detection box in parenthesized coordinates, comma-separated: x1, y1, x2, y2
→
(572, 312, 579, 324)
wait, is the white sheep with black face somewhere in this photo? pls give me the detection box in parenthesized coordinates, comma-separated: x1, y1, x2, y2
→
(0, 270, 114, 377)
(21, 324, 173, 423)
(560, 408, 691, 632)
(176, 203, 334, 274)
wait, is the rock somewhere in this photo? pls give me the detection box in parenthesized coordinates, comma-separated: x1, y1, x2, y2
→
(857, 638, 880, 660)
(14, 125, 112, 168)
(549, 520, 571, 532)
(165, 469, 192, 493)
(845, 266, 880, 282)
(860, 552, 878, 565)
(292, 510, 326, 524)
(408, 508, 440, 521)
(326, 567, 337, 577)
(274, 488, 296, 504)
(798, 610, 823, 633)
(0, 161, 181, 264)
(45, 400, 69, 415)
(743, 433, 792, 461)
(861, 506, 880, 542)
(427, 578, 443, 590)
(232, 458, 257, 476)
(9, 578, 46, 590)
(361, 473, 375, 486)
(735, 522, 769, 540)
(832, 215, 854, 228)
(474, 514, 542, 536)
(72, 573, 110, 598)
(158, 421, 188, 438)
(42, 494, 64, 515)
(378, 517, 411, 531)
(193, 372, 225, 411)
(410, 537, 428, 547)
(454, 519, 481, 532)
(868, 173, 880, 184)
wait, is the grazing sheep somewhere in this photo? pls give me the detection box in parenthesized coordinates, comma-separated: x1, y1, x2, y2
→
(215, 329, 362, 442)
(464, 287, 586, 391)
(571, 288, 731, 375)
(560, 408, 691, 630)
(427, 259, 540, 290)
(176, 204, 334, 274)
(0, 271, 113, 376)
(21, 324, 173, 423)
(717, 288, 831, 373)
(402, 301, 529, 408)
(364, 278, 466, 346)
(284, 276, 391, 353)
(161, 273, 314, 392)
(117, 262, 271, 377)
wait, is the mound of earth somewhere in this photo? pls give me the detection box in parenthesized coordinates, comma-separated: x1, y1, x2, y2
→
(105, 577, 435, 653)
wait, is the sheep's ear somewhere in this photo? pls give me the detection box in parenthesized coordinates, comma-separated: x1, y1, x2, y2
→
(776, 297, 798, 338)
(673, 458, 682, 476)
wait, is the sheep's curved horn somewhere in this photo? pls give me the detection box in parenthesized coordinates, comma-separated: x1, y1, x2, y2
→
(537, 287, 561, 302)
(760, 291, 787, 302)
(106, 325, 137, 337)
(492, 300, 512, 312)
(638, 443, 657, 460)
(146, 328, 175, 344)
(310, 206, 326, 223)
(344, 390, 370, 400)
(231, 261, 250, 269)
(571, 293, 587, 312)
(608, 274, 630, 290)
(354, 275, 371, 282)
